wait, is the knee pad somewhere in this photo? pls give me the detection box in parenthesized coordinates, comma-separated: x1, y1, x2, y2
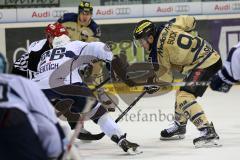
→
(176, 91, 196, 111)
(176, 91, 198, 119)
(176, 91, 209, 128)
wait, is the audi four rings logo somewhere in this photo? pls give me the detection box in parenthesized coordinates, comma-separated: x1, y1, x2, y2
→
(0, 12, 3, 20)
(175, 5, 190, 12)
(52, 10, 68, 17)
(115, 8, 131, 15)
(232, 3, 240, 10)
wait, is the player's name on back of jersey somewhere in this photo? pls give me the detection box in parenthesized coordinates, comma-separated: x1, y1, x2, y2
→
(39, 63, 59, 73)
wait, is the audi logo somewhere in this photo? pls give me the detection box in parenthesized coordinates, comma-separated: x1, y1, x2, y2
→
(0, 12, 3, 20)
(175, 5, 190, 12)
(52, 10, 68, 17)
(232, 3, 240, 10)
(115, 8, 131, 15)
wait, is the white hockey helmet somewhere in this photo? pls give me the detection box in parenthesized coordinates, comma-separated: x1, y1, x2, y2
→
(52, 34, 71, 48)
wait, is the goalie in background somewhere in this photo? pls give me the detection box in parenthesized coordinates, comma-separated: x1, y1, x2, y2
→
(0, 53, 66, 160)
(133, 15, 222, 148)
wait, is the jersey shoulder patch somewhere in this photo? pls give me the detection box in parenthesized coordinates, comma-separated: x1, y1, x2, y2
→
(58, 13, 78, 23)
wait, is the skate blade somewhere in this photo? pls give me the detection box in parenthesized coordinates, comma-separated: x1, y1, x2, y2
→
(194, 139, 222, 148)
(160, 134, 185, 141)
(127, 148, 143, 155)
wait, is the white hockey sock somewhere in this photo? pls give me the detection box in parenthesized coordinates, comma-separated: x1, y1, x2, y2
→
(97, 113, 123, 138)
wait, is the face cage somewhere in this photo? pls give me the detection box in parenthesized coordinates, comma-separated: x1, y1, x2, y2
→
(133, 37, 148, 48)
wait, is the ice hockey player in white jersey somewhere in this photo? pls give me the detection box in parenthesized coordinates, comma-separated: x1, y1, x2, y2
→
(33, 34, 141, 154)
(210, 42, 240, 92)
(0, 53, 66, 160)
(11, 23, 67, 79)
(12, 22, 95, 140)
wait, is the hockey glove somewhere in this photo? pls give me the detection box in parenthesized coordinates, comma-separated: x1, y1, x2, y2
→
(210, 73, 232, 93)
(144, 85, 160, 94)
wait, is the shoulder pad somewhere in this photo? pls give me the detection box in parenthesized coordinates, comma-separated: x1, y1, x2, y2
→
(171, 15, 196, 32)
(58, 13, 78, 23)
(28, 39, 48, 53)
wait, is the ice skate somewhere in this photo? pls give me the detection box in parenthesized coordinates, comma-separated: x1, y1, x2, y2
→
(193, 122, 222, 148)
(111, 134, 142, 155)
(160, 121, 186, 140)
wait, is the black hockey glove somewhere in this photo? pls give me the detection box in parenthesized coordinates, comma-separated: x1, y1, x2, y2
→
(144, 85, 160, 94)
(210, 73, 232, 93)
(79, 63, 93, 78)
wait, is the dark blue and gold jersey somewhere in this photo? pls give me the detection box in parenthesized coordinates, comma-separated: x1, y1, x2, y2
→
(58, 13, 101, 42)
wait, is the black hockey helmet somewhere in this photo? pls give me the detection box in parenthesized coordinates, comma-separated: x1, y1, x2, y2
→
(78, 1, 93, 14)
(0, 52, 8, 73)
(133, 20, 156, 49)
(133, 20, 156, 40)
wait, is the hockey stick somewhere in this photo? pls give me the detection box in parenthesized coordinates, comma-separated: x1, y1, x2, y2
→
(144, 81, 240, 88)
(103, 91, 123, 113)
(91, 77, 110, 92)
(145, 81, 210, 87)
(55, 78, 111, 142)
(61, 117, 84, 160)
(88, 90, 147, 140)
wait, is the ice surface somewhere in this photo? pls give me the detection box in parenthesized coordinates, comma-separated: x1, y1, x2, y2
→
(76, 86, 240, 160)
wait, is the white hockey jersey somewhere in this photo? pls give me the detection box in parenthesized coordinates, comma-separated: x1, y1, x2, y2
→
(0, 74, 63, 158)
(219, 42, 240, 84)
(33, 41, 113, 89)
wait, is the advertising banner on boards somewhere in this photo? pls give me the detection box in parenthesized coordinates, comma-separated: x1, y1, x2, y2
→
(16, 7, 76, 22)
(0, 9, 17, 23)
(1, 2, 240, 23)
(202, 1, 240, 15)
(143, 2, 201, 17)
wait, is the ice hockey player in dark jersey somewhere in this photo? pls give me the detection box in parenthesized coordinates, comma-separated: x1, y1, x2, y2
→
(0, 52, 67, 160)
(58, 1, 101, 42)
(210, 42, 240, 92)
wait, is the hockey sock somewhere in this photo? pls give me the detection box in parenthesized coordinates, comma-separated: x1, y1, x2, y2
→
(97, 113, 124, 138)
(176, 91, 209, 129)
